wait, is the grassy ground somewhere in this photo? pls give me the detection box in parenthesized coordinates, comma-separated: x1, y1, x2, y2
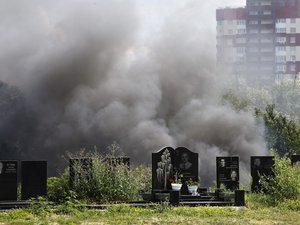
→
(0, 204, 299, 225)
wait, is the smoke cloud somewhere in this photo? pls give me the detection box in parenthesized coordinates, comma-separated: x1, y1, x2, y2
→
(0, 0, 265, 185)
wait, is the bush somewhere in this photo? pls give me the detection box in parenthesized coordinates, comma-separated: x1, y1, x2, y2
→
(47, 169, 79, 203)
(47, 148, 151, 203)
(258, 156, 300, 207)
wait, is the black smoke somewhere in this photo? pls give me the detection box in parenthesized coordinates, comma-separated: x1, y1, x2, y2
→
(0, 0, 265, 185)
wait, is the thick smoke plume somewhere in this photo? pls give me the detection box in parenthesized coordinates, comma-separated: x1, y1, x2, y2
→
(0, 0, 265, 185)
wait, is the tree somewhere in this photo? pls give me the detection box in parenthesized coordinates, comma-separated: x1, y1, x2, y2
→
(256, 104, 300, 157)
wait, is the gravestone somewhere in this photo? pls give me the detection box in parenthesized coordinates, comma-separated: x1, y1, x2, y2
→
(152, 147, 199, 191)
(0, 161, 18, 201)
(251, 156, 274, 192)
(216, 157, 239, 190)
(21, 161, 47, 200)
(152, 147, 175, 190)
(174, 147, 198, 182)
(174, 147, 199, 194)
(69, 158, 93, 188)
(291, 155, 300, 165)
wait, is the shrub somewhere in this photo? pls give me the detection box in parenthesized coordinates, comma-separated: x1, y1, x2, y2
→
(47, 147, 151, 203)
(259, 156, 300, 207)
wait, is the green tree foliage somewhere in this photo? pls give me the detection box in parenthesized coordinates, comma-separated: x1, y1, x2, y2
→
(256, 105, 300, 156)
(272, 79, 300, 120)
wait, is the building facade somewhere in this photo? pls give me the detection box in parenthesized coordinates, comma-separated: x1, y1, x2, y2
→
(216, 0, 300, 84)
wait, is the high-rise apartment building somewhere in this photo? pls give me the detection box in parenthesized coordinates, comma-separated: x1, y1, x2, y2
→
(216, 0, 300, 84)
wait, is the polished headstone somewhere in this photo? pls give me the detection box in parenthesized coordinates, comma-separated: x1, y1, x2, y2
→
(251, 156, 274, 192)
(216, 156, 239, 191)
(152, 147, 175, 190)
(21, 161, 47, 200)
(174, 147, 198, 182)
(0, 161, 18, 201)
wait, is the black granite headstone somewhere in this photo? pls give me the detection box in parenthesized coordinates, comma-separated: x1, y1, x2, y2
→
(251, 156, 274, 192)
(0, 161, 18, 201)
(291, 155, 300, 165)
(174, 147, 199, 194)
(69, 158, 93, 188)
(174, 147, 198, 182)
(21, 161, 47, 200)
(216, 156, 239, 190)
(152, 147, 175, 190)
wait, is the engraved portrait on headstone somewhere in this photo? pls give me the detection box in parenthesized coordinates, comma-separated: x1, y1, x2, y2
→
(216, 156, 239, 190)
(174, 147, 198, 181)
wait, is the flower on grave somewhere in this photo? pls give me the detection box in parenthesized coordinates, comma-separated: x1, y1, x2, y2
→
(168, 178, 175, 183)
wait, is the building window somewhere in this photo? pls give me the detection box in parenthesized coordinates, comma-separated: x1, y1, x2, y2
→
(249, 11, 258, 15)
(249, 20, 258, 25)
(237, 29, 246, 34)
(276, 28, 286, 33)
(237, 20, 246, 25)
(276, 19, 286, 23)
(276, 46, 286, 51)
(276, 56, 286, 62)
(237, 47, 246, 54)
(263, 10, 271, 15)
(228, 29, 233, 35)
(291, 64, 296, 72)
(290, 28, 296, 33)
(261, 20, 273, 24)
(261, 1, 272, 6)
(291, 18, 296, 23)
(228, 20, 233, 25)
(217, 21, 223, 26)
(276, 37, 286, 43)
(290, 55, 296, 61)
(227, 39, 233, 46)
(290, 37, 296, 43)
(290, 46, 296, 52)
(276, 65, 286, 72)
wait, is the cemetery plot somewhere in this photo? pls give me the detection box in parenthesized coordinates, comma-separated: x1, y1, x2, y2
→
(21, 161, 47, 200)
(216, 157, 239, 191)
(0, 161, 18, 201)
(251, 156, 274, 192)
